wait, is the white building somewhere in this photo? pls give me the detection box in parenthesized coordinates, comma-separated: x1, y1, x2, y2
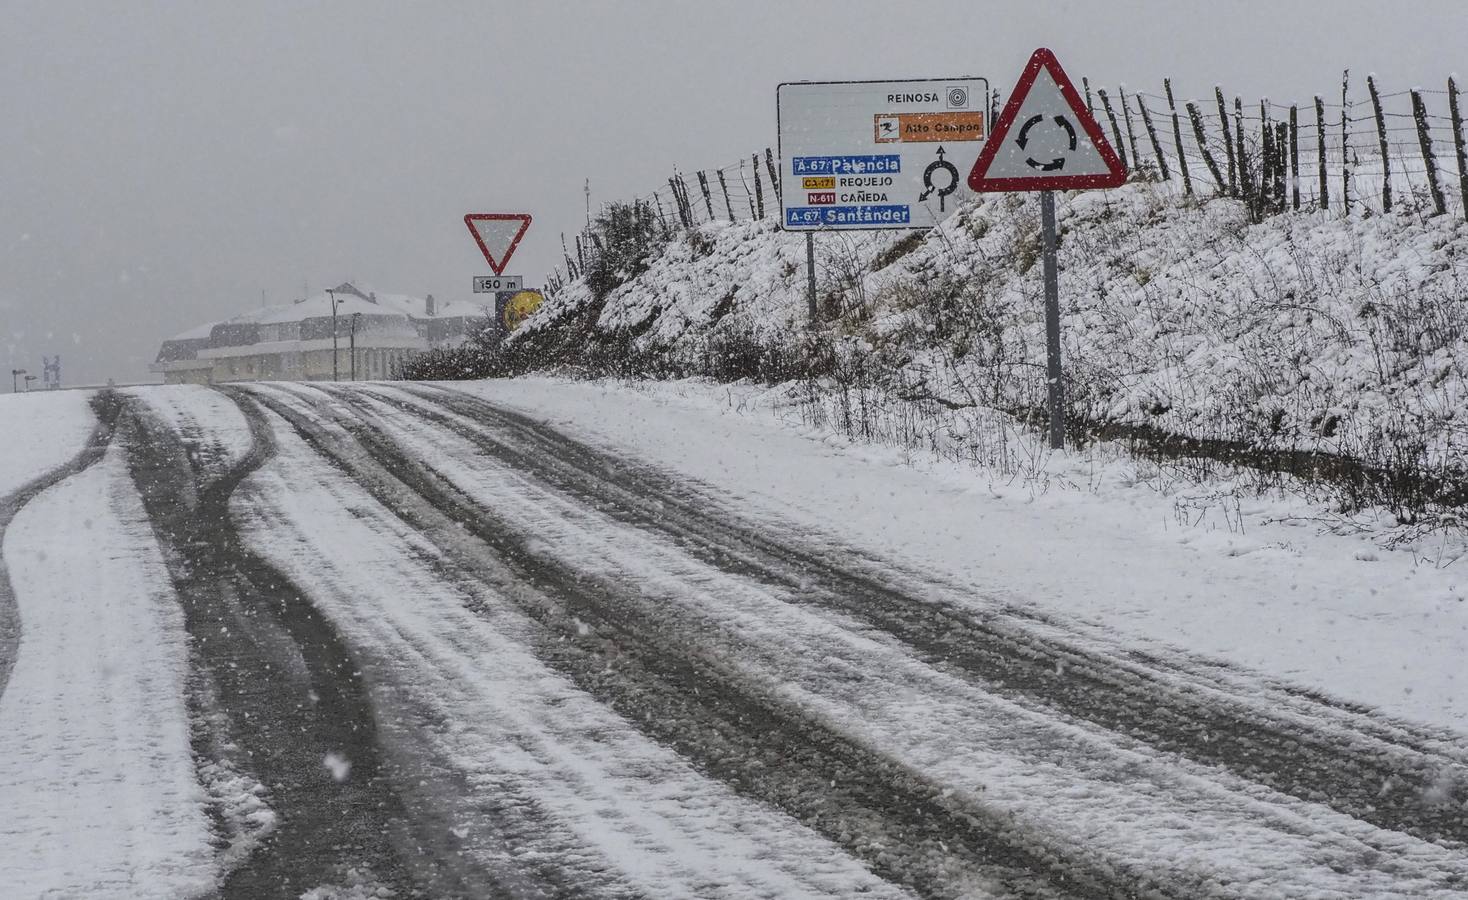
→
(151, 282, 492, 385)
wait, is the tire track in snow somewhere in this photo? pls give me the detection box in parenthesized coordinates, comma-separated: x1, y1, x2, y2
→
(118, 393, 491, 899)
(271, 383, 1468, 897)
(386, 381, 1468, 848)
(230, 396, 928, 900)
(246, 384, 1147, 900)
(319, 385, 1468, 898)
(0, 391, 119, 701)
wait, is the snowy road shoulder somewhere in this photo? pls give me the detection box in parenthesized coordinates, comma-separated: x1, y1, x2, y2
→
(0, 445, 216, 898)
(0, 389, 97, 497)
(444, 377, 1468, 735)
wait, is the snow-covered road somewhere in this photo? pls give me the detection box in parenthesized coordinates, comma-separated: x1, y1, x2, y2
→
(0, 381, 1464, 898)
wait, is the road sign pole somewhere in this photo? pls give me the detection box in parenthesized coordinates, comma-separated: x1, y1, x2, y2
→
(805, 232, 817, 325)
(1039, 190, 1064, 450)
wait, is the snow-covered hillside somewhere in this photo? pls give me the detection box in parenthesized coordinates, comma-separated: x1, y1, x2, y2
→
(494, 179, 1468, 520)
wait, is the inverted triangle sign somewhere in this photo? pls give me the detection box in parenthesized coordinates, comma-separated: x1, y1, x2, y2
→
(968, 48, 1126, 192)
(465, 213, 532, 275)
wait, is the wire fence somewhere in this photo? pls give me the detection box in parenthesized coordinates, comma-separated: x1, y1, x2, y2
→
(543, 72, 1467, 295)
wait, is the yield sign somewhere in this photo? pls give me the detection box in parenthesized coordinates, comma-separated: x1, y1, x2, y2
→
(464, 213, 532, 275)
(968, 48, 1126, 192)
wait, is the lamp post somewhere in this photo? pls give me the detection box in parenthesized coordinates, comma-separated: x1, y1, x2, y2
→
(350, 312, 361, 381)
(10, 368, 25, 393)
(326, 288, 339, 381)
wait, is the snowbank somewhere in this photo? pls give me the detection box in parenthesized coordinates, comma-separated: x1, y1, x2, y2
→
(0, 447, 215, 897)
(502, 181, 1468, 516)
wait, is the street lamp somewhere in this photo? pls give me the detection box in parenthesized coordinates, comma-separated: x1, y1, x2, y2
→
(350, 312, 362, 381)
(10, 368, 25, 393)
(326, 288, 339, 381)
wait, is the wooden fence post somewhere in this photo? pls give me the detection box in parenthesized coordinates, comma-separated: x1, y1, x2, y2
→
(1277, 121, 1290, 213)
(1120, 85, 1141, 173)
(752, 153, 766, 219)
(1260, 103, 1275, 214)
(1186, 101, 1226, 191)
(739, 162, 757, 219)
(1083, 77, 1094, 115)
(1234, 97, 1253, 215)
(1367, 74, 1391, 211)
(1315, 96, 1329, 210)
(696, 171, 715, 219)
(652, 194, 669, 232)
(717, 168, 736, 221)
(669, 177, 691, 228)
(667, 178, 682, 228)
(1216, 87, 1236, 194)
(1451, 76, 1468, 220)
(1341, 70, 1352, 214)
(1411, 89, 1447, 216)
(1290, 105, 1300, 210)
(1137, 93, 1170, 179)
(1097, 89, 1129, 171)
(1165, 79, 1192, 194)
(681, 175, 698, 226)
(764, 148, 782, 203)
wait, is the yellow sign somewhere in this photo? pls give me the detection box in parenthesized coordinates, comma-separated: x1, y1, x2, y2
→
(502, 290, 543, 332)
(801, 176, 836, 190)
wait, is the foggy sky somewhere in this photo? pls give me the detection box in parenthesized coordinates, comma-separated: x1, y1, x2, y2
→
(2, 0, 1464, 385)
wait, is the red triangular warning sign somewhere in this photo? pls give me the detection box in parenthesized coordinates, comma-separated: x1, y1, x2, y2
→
(464, 213, 532, 275)
(968, 48, 1126, 192)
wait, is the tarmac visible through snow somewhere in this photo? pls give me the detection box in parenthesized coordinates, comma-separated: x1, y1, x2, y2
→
(0, 382, 1465, 898)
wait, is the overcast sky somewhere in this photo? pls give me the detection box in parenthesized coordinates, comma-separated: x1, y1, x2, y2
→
(2, 0, 1463, 385)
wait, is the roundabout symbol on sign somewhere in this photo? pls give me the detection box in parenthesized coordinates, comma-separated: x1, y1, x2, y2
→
(1017, 114, 1078, 171)
(918, 146, 960, 211)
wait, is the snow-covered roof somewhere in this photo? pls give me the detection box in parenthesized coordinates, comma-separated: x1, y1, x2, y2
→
(255, 292, 385, 325)
(168, 321, 218, 342)
(157, 281, 497, 361)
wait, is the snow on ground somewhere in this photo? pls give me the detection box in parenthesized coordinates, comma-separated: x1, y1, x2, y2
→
(447, 377, 1468, 735)
(0, 390, 96, 495)
(345, 384, 1467, 895)
(128, 384, 253, 481)
(0, 446, 215, 898)
(232, 397, 921, 899)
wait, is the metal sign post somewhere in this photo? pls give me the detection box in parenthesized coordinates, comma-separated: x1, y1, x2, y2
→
(1039, 191, 1064, 448)
(967, 48, 1128, 449)
(805, 232, 817, 324)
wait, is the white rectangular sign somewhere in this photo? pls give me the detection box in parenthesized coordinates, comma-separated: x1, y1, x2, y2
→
(473, 275, 523, 293)
(777, 77, 989, 230)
